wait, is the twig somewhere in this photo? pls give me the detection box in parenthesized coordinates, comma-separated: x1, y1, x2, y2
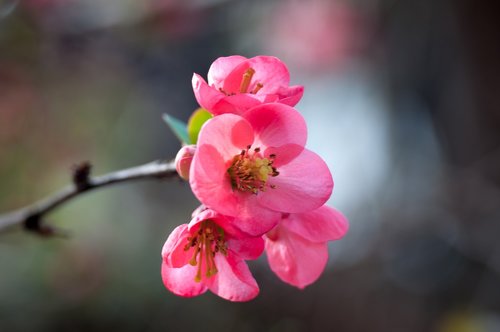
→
(0, 159, 179, 235)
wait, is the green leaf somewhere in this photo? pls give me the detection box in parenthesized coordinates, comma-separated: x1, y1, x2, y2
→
(162, 113, 190, 144)
(187, 108, 213, 144)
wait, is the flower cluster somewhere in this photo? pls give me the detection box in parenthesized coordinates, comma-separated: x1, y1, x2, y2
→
(162, 55, 348, 301)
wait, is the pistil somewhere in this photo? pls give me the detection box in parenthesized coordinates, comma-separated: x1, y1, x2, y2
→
(184, 220, 228, 282)
(251, 83, 264, 94)
(239, 68, 255, 93)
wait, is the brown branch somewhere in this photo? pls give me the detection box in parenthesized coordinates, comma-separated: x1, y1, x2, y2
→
(0, 159, 179, 235)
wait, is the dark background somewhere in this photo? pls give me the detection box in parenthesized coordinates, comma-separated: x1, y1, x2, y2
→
(1, 0, 499, 331)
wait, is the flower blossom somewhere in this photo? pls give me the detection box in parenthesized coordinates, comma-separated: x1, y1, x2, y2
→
(161, 207, 264, 302)
(192, 55, 304, 115)
(264, 205, 349, 289)
(189, 103, 333, 236)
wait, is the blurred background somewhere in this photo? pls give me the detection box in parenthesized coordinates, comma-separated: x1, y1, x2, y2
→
(1, 0, 500, 331)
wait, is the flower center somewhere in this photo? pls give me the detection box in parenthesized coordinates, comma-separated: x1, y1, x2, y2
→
(227, 145, 279, 194)
(184, 220, 228, 282)
(219, 67, 264, 95)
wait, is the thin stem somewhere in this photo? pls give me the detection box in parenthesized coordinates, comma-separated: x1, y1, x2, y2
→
(0, 159, 179, 235)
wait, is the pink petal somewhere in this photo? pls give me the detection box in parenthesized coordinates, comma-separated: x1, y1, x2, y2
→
(243, 103, 307, 154)
(188, 207, 219, 231)
(265, 229, 328, 289)
(192, 73, 224, 111)
(228, 193, 282, 236)
(191, 204, 209, 218)
(205, 252, 259, 302)
(259, 149, 333, 213)
(196, 114, 254, 160)
(258, 93, 281, 104)
(209, 98, 240, 115)
(276, 85, 304, 107)
(283, 206, 349, 243)
(161, 261, 208, 297)
(192, 209, 242, 237)
(264, 143, 305, 168)
(221, 60, 254, 95)
(161, 224, 191, 268)
(210, 93, 281, 116)
(207, 55, 247, 87)
(190, 143, 240, 217)
(245, 56, 291, 94)
(227, 234, 265, 260)
(220, 93, 262, 111)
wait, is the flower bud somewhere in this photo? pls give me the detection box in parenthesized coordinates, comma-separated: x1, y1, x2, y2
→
(175, 145, 196, 180)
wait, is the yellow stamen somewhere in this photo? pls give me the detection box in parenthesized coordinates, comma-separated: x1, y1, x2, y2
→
(194, 245, 203, 282)
(189, 245, 199, 266)
(184, 220, 227, 283)
(227, 145, 279, 194)
(252, 82, 263, 94)
(239, 68, 255, 93)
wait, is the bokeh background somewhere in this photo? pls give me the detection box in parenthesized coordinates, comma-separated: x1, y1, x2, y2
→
(1, 0, 500, 331)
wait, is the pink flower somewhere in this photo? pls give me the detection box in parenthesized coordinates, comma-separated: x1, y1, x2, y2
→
(192, 55, 304, 115)
(189, 103, 333, 236)
(264, 205, 349, 289)
(161, 207, 264, 302)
